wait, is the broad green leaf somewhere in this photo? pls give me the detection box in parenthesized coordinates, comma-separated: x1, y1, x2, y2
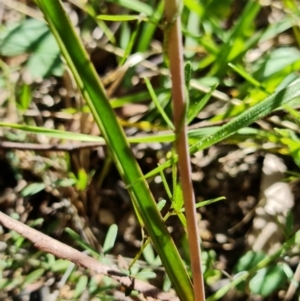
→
(249, 265, 287, 297)
(0, 19, 49, 56)
(26, 31, 64, 78)
(234, 251, 266, 273)
(0, 18, 63, 78)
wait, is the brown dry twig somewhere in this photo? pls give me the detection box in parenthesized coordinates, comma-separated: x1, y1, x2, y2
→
(0, 211, 179, 301)
(164, 1, 205, 300)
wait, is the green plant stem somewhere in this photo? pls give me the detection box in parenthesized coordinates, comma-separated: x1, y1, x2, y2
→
(34, 1, 193, 300)
(164, 1, 205, 300)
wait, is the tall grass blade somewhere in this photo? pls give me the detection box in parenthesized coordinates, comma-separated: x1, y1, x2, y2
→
(34, 1, 193, 299)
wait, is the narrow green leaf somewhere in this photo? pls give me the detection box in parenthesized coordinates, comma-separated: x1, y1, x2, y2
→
(119, 18, 142, 65)
(159, 169, 173, 201)
(145, 79, 300, 179)
(144, 78, 174, 130)
(184, 61, 192, 90)
(157, 199, 167, 211)
(65, 228, 100, 258)
(0, 121, 217, 143)
(103, 224, 118, 254)
(210, 0, 260, 75)
(0, 121, 106, 142)
(105, 0, 153, 16)
(24, 269, 45, 285)
(228, 63, 269, 94)
(97, 15, 146, 21)
(76, 168, 89, 191)
(136, 270, 157, 279)
(19, 84, 31, 110)
(142, 243, 155, 265)
(21, 183, 45, 197)
(136, 0, 164, 52)
(284, 211, 294, 238)
(180, 197, 225, 212)
(28, 218, 44, 227)
(55, 178, 77, 187)
(187, 83, 218, 124)
(51, 259, 72, 272)
(110, 88, 168, 108)
(172, 182, 184, 212)
(73, 275, 88, 298)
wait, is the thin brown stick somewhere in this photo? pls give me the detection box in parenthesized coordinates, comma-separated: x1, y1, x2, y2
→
(0, 212, 179, 301)
(164, 1, 206, 301)
(0, 141, 105, 151)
